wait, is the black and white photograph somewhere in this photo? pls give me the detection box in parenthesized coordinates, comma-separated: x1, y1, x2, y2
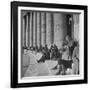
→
(21, 11, 80, 77)
(11, 1, 87, 88)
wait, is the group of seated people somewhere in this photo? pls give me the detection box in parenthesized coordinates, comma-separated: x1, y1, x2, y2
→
(23, 35, 79, 75)
(23, 43, 61, 61)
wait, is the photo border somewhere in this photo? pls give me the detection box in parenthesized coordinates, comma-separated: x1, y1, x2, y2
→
(11, 1, 88, 88)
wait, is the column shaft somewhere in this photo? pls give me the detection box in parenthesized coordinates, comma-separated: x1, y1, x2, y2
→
(35, 12, 37, 46)
(41, 12, 46, 47)
(29, 12, 32, 47)
(26, 14, 29, 47)
(39, 12, 41, 46)
(30, 12, 33, 47)
(37, 12, 41, 47)
(51, 13, 54, 45)
(22, 16, 26, 47)
(33, 12, 37, 47)
(46, 13, 54, 48)
(27, 13, 30, 47)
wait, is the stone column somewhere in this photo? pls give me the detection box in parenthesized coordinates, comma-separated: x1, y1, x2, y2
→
(37, 12, 41, 47)
(29, 12, 32, 47)
(41, 12, 46, 47)
(35, 12, 37, 46)
(22, 15, 26, 47)
(33, 12, 37, 47)
(46, 13, 54, 48)
(51, 13, 54, 45)
(29, 12, 33, 47)
(26, 14, 29, 47)
(27, 13, 30, 47)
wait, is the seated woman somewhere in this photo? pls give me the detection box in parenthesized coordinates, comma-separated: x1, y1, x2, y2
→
(44, 44, 50, 59)
(50, 44, 55, 59)
(50, 44, 59, 59)
(37, 45, 50, 63)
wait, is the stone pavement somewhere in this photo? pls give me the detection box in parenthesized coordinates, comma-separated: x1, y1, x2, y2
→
(24, 61, 59, 77)
(22, 52, 59, 77)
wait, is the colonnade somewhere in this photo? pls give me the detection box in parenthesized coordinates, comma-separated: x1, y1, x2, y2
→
(22, 11, 79, 49)
(22, 12, 54, 48)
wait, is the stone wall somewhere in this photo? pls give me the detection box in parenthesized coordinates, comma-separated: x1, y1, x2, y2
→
(54, 13, 67, 49)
